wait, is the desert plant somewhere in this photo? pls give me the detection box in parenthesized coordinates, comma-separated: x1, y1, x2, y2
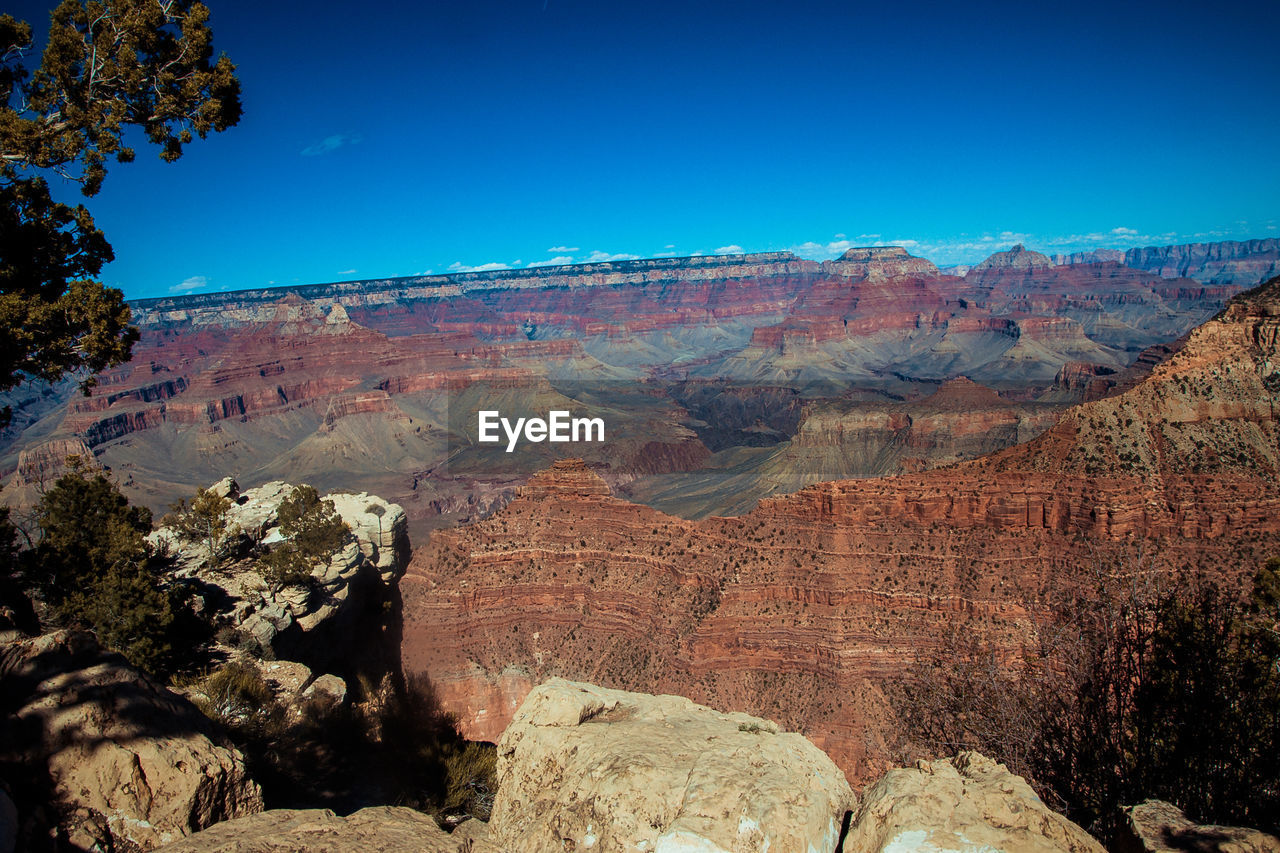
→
(257, 486, 349, 588)
(164, 487, 236, 568)
(895, 564, 1280, 839)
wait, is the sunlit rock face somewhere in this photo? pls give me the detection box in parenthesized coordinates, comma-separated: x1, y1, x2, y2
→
(486, 678, 855, 853)
(401, 278, 1280, 785)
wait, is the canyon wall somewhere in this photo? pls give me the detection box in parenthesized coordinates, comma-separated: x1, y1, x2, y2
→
(400, 276, 1280, 785)
(1054, 238, 1280, 286)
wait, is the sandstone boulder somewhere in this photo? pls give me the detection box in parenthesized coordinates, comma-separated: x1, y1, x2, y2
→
(149, 481, 407, 662)
(488, 678, 854, 853)
(846, 751, 1104, 853)
(1117, 799, 1280, 853)
(157, 806, 461, 852)
(0, 630, 263, 850)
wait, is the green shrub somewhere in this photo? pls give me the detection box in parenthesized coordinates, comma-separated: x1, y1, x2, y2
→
(163, 487, 235, 568)
(23, 465, 195, 675)
(257, 486, 349, 589)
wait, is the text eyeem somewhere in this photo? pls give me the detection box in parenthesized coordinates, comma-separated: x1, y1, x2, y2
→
(478, 410, 606, 452)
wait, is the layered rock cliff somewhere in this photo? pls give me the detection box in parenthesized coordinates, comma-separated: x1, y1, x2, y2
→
(1051, 239, 1280, 286)
(2, 241, 1269, 537)
(401, 276, 1280, 785)
(1123, 238, 1280, 285)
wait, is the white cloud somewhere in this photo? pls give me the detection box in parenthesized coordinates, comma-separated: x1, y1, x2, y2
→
(301, 132, 363, 156)
(448, 261, 511, 273)
(790, 238, 858, 260)
(528, 256, 574, 267)
(169, 275, 209, 294)
(547, 246, 579, 253)
(338, 268, 357, 275)
(663, 244, 676, 249)
(583, 250, 640, 263)
(1111, 226, 1139, 236)
(714, 244, 744, 255)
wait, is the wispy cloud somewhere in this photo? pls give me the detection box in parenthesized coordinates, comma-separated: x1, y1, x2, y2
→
(786, 225, 1271, 266)
(547, 246, 579, 253)
(169, 275, 209, 294)
(301, 132, 363, 156)
(448, 261, 512, 273)
(583, 250, 640, 263)
(714, 244, 744, 255)
(529, 256, 575, 267)
(338, 268, 357, 275)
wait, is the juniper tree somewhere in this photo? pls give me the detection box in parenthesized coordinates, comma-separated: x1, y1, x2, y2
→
(259, 486, 350, 589)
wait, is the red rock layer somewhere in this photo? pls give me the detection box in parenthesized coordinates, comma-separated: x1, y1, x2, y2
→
(401, 278, 1280, 786)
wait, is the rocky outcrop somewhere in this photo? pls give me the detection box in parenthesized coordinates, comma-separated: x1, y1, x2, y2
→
(8, 437, 95, 488)
(0, 630, 262, 850)
(1124, 238, 1280, 286)
(970, 243, 1056, 272)
(487, 678, 854, 853)
(848, 752, 1104, 853)
(826, 245, 941, 279)
(151, 480, 407, 669)
(1117, 800, 1280, 853)
(157, 806, 466, 852)
(402, 279, 1280, 785)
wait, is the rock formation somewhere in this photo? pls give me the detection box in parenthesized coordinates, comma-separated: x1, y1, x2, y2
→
(1123, 238, 1280, 286)
(0, 630, 263, 850)
(826, 245, 941, 279)
(3, 241, 1265, 535)
(401, 277, 1280, 784)
(628, 377, 1063, 518)
(150, 479, 407, 671)
(970, 243, 1056, 272)
(1117, 800, 1280, 853)
(847, 752, 1104, 853)
(156, 806, 468, 852)
(486, 678, 854, 853)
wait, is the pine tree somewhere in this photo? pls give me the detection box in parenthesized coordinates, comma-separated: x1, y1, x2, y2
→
(0, 1, 241, 425)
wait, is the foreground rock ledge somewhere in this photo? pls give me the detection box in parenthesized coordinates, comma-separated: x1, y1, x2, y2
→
(489, 678, 855, 853)
(847, 751, 1105, 853)
(1118, 799, 1280, 853)
(0, 630, 263, 850)
(157, 806, 463, 852)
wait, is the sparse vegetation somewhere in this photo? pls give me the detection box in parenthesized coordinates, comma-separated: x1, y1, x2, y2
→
(20, 463, 198, 674)
(895, 561, 1280, 840)
(257, 485, 349, 588)
(164, 486, 236, 568)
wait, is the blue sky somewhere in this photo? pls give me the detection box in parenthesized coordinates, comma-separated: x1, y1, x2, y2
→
(11, 0, 1280, 299)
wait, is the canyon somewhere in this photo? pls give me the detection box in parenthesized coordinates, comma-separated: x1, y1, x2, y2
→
(399, 274, 1280, 785)
(1, 239, 1271, 535)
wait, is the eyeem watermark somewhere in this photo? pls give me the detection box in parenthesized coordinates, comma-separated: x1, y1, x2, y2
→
(478, 410, 606, 452)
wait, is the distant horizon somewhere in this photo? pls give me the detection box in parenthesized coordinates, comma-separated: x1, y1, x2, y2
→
(8, 0, 1277, 301)
(124, 232, 1278, 304)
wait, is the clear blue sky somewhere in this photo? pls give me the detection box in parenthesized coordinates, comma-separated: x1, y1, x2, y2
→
(12, 0, 1280, 299)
